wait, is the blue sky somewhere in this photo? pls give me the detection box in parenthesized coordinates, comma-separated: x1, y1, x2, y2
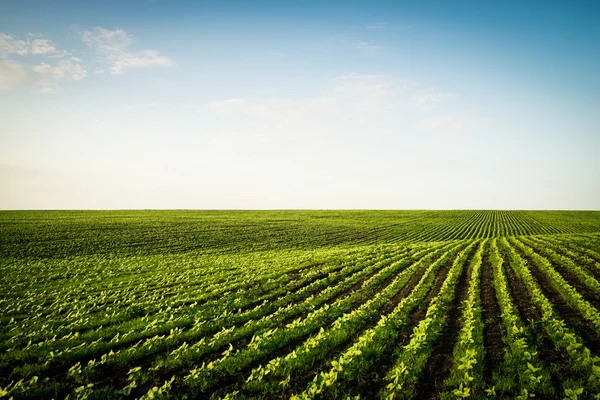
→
(1, 0, 599, 209)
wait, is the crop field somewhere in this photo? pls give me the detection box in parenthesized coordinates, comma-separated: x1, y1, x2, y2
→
(2, 210, 600, 400)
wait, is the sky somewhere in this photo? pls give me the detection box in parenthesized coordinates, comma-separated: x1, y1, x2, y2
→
(1, 0, 599, 210)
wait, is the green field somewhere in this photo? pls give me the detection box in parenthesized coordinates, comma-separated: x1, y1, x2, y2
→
(2, 210, 600, 399)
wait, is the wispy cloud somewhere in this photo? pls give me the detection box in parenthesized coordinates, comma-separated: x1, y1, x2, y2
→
(204, 74, 415, 130)
(417, 113, 491, 134)
(354, 41, 383, 55)
(329, 36, 384, 55)
(203, 74, 487, 144)
(333, 74, 394, 97)
(412, 92, 456, 105)
(0, 61, 27, 90)
(0, 34, 68, 58)
(365, 22, 413, 32)
(1, 27, 173, 92)
(127, 103, 160, 110)
(266, 51, 286, 57)
(366, 22, 389, 29)
(32, 57, 87, 93)
(80, 27, 174, 74)
(0, 33, 83, 92)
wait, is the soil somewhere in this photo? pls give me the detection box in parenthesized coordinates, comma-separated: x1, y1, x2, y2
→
(479, 246, 504, 382)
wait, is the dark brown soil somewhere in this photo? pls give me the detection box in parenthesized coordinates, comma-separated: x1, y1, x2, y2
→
(504, 262, 539, 322)
(480, 247, 504, 382)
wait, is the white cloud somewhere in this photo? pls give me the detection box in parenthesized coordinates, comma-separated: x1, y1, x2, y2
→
(0, 33, 81, 92)
(0, 61, 27, 90)
(81, 27, 174, 74)
(0, 28, 171, 92)
(0, 34, 29, 57)
(30, 39, 57, 55)
(32, 58, 87, 92)
(0, 34, 67, 58)
(412, 92, 456, 105)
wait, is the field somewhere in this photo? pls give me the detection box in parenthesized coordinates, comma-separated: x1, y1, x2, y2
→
(2, 210, 600, 400)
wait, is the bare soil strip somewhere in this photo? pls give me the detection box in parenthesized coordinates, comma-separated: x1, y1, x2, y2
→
(480, 249, 504, 383)
(413, 245, 475, 399)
